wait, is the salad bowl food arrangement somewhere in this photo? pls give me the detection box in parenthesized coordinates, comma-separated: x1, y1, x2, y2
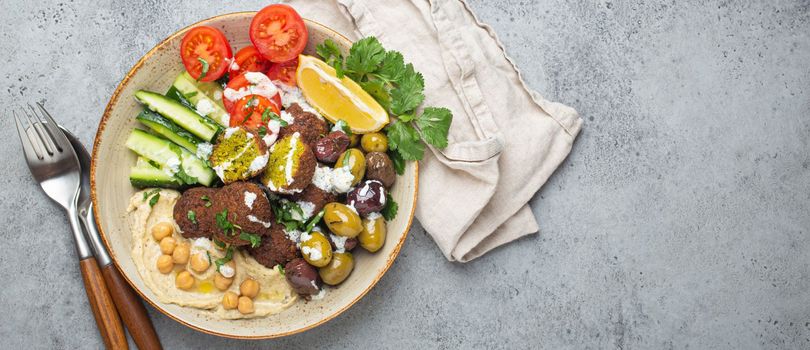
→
(92, 5, 451, 339)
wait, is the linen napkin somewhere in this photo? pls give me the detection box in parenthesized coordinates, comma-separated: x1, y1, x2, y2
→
(284, 0, 582, 262)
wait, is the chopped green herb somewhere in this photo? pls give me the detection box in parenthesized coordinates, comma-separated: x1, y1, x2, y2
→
(333, 119, 352, 135)
(381, 194, 398, 221)
(197, 57, 210, 81)
(201, 195, 212, 207)
(304, 210, 325, 233)
(275, 264, 286, 276)
(143, 188, 160, 201)
(215, 209, 240, 236)
(187, 210, 198, 224)
(213, 239, 226, 249)
(214, 246, 234, 272)
(239, 232, 262, 248)
(270, 198, 309, 232)
(148, 193, 160, 207)
(184, 91, 198, 98)
(206, 251, 212, 265)
(258, 125, 267, 138)
(263, 109, 288, 127)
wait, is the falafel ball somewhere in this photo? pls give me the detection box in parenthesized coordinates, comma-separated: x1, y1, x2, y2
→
(247, 225, 300, 268)
(279, 103, 327, 149)
(260, 132, 317, 194)
(173, 187, 218, 239)
(210, 181, 275, 247)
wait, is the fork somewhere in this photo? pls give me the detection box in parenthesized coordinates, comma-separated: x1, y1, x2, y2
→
(15, 103, 128, 350)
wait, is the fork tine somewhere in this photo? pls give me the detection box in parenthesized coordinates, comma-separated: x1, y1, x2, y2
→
(32, 102, 70, 153)
(23, 105, 57, 155)
(14, 112, 44, 161)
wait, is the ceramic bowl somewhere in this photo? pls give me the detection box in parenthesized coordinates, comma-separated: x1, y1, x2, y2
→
(91, 12, 417, 339)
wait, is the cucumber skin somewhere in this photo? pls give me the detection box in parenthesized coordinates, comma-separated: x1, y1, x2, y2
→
(136, 109, 202, 153)
(125, 129, 216, 187)
(129, 157, 183, 188)
(135, 90, 220, 142)
(171, 72, 230, 127)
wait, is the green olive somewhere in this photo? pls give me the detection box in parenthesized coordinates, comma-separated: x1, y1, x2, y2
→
(359, 215, 387, 252)
(349, 134, 360, 148)
(360, 132, 389, 153)
(336, 148, 366, 186)
(318, 252, 354, 285)
(299, 231, 333, 267)
(323, 202, 363, 238)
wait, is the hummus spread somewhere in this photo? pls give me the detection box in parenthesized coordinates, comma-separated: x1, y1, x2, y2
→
(128, 189, 297, 319)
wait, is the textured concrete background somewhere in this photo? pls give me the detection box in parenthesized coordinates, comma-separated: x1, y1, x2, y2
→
(1, 0, 808, 349)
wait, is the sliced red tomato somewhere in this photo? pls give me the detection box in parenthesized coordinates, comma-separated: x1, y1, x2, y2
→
(180, 26, 233, 82)
(266, 57, 299, 86)
(249, 4, 308, 63)
(229, 46, 271, 77)
(229, 95, 281, 131)
(224, 73, 282, 113)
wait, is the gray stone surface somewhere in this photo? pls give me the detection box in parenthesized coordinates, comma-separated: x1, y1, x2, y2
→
(1, 0, 808, 348)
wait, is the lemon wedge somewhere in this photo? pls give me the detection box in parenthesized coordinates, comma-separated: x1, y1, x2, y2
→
(296, 55, 389, 133)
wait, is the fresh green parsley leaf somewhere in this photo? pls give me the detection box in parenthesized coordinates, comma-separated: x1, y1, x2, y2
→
(345, 37, 386, 80)
(187, 210, 198, 224)
(201, 195, 212, 207)
(197, 57, 210, 82)
(213, 239, 226, 249)
(143, 188, 160, 201)
(206, 251, 212, 265)
(264, 109, 288, 127)
(275, 264, 286, 276)
(416, 107, 452, 148)
(239, 232, 262, 248)
(184, 91, 198, 98)
(381, 194, 398, 221)
(388, 150, 406, 175)
(376, 51, 405, 82)
(386, 120, 424, 160)
(216, 209, 238, 236)
(258, 125, 267, 138)
(214, 246, 234, 272)
(316, 39, 344, 72)
(390, 63, 425, 115)
(333, 119, 352, 135)
(359, 79, 391, 110)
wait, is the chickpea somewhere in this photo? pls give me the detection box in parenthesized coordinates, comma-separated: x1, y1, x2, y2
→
(214, 273, 234, 291)
(221, 291, 238, 310)
(151, 222, 174, 241)
(172, 243, 190, 265)
(237, 296, 255, 314)
(159, 237, 176, 255)
(189, 252, 210, 272)
(175, 270, 195, 290)
(239, 278, 260, 298)
(156, 255, 174, 274)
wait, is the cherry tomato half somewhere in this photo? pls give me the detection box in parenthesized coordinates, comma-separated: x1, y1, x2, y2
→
(229, 95, 281, 131)
(229, 45, 271, 78)
(249, 4, 308, 63)
(180, 26, 233, 82)
(266, 57, 299, 86)
(224, 74, 282, 114)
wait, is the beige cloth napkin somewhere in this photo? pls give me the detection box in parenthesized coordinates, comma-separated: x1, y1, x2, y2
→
(284, 0, 582, 262)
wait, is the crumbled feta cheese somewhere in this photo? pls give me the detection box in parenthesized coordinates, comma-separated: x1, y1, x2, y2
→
(274, 82, 323, 119)
(165, 157, 181, 175)
(229, 59, 240, 71)
(213, 161, 230, 181)
(243, 191, 257, 209)
(299, 231, 313, 243)
(330, 234, 348, 253)
(247, 215, 272, 228)
(219, 264, 235, 278)
(280, 110, 295, 124)
(366, 212, 383, 221)
(224, 127, 240, 138)
(223, 73, 278, 103)
(213, 90, 223, 101)
(331, 120, 348, 133)
(292, 201, 315, 221)
(196, 142, 213, 159)
(285, 229, 302, 243)
(195, 99, 216, 117)
(262, 119, 282, 146)
(312, 165, 355, 194)
(301, 246, 322, 261)
(192, 238, 212, 251)
(310, 287, 327, 300)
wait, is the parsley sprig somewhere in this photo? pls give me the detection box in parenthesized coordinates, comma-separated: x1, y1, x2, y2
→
(196, 57, 210, 82)
(143, 189, 160, 207)
(215, 208, 261, 247)
(317, 37, 453, 173)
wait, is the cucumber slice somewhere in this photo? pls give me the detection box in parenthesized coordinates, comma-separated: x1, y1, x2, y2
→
(125, 129, 216, 186)
(171, 72, 230, 126)
(134, 90, 221, 142)
(129, 157, 183, 188)
(136, 109, 202, 153)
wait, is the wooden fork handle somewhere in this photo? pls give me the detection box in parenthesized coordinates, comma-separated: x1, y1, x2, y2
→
(80, 257, 128, 350)
(101, 263, 163, 350)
